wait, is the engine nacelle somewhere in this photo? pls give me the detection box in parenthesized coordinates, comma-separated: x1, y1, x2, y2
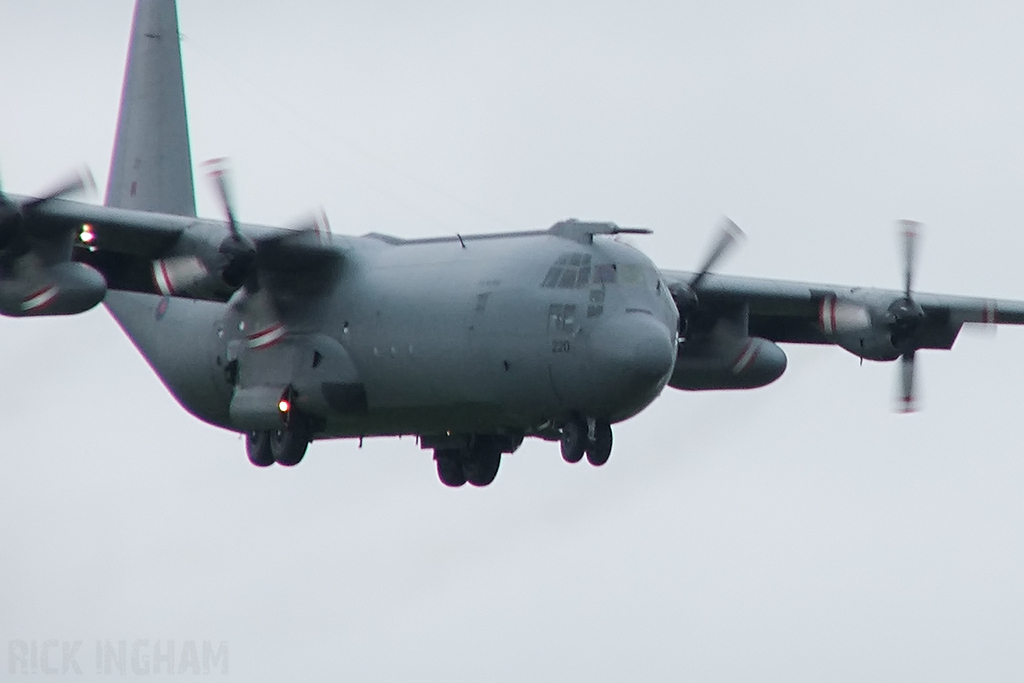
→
(149, 225, 241, 300)
(669, 336, 787, 390)
(818, 291, 900, 360)
(0, 261, 107, 316)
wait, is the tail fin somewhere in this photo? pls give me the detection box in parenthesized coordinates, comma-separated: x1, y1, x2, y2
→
(105, 0, 195, 217)
(103, 0, 232, 429)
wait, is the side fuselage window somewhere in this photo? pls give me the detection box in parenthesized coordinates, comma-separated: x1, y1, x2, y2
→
(587, 289, 605, 318)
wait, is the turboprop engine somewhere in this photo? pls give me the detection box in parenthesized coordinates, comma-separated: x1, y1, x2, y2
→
(818, 221, 939, 411)
(817, 289, 919, 361)
(665, 218, 789, 390)
(0, 171, 108, 317)
(147, 159, 331, 301)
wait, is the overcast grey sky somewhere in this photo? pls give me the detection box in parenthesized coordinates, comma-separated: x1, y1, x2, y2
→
(3, 1, 1024, 681)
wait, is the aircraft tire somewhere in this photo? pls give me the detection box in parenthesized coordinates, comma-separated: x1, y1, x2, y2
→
(560, 418, 587, 464)
(585, 419, 613, 467)
(435, 449, 467, 487)
(270, 419, 311, 467)
(464, 448, 501, 487)
(246, 431, 274, 467)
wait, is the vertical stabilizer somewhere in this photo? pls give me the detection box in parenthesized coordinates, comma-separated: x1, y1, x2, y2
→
(106, 0, 195, 216)
(103, 0, 232, 429)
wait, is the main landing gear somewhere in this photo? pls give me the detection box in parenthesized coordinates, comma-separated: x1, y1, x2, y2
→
(560, 416, 613, 467)
(246, 417, 312, 467)
(433, 437, 505, 488)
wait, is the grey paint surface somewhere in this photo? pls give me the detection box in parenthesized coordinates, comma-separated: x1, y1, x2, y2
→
(3, 2, 1024, 681)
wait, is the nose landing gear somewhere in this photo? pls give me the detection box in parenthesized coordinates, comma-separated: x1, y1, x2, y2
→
(560, 419, 587, 463)
(585, 419, 612, 466)
(560, 416, 613, 467)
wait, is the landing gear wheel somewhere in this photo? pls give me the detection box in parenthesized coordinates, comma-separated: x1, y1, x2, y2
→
(560, 418, 587, 464)
(586, 419, 613, 467)
(435, 449, 467, 487)
(464, 447, 501, 487)
(270, 418, 312, 467)
(246, 431, 274, 467)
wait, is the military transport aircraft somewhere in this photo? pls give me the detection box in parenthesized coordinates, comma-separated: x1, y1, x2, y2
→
(2, 0, 1022, 487)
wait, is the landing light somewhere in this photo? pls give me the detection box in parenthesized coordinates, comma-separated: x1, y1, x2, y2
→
(79, 224, 95, 243)
(278, 399, 290, 413)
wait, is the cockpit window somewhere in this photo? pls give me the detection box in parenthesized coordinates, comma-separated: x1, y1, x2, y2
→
(542, 253, 592, 289)
(558, 268, 578, 288)
(618, 264, 643, 285)
(594, 263, 616, 284)
(542, 256, 644, 288)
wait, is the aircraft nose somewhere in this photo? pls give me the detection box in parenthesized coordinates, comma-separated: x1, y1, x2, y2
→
(631, 326, 677, 381)
(590, 314, 676, 390)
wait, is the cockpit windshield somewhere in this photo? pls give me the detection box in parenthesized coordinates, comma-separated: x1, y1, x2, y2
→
(541, 254, 645, 288)
(541, 253, 592, 289)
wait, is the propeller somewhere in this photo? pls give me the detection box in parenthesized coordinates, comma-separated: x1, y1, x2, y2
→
(688, 217, 745, 293)
(201, 159, 289, 349)
(202, 158, 257, 289)
(152, 159, 333, 299)
(0, 167, 95, 251)
(672, 217, 745, 337)
(19, 169, 96, 212)
(889, 219, 925, 412)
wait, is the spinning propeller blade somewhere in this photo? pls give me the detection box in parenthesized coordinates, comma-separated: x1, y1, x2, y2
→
(20, 168, 96, 212)
(898, 350, 917, 413)
(668, 217, 746, 341)
(688, 217, 745, 292)
(203, 158, 245, 245)
(0, 167, 96, 249)
(901, 219, 919, 300)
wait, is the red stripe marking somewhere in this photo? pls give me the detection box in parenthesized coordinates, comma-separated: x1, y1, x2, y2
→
(732, 339, 761, 373)
(26, 286, 52, 301)
(155, 260, 177, 296)
(246, 323, 285, 350)
(22, 285, 59, 311)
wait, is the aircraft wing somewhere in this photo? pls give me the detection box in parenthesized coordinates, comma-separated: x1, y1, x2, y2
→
(659, 269, 1024, 349)
(15, 196, 343, 305)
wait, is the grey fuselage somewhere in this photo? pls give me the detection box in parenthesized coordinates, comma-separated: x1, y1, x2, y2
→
(109, 230, 680, 440)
